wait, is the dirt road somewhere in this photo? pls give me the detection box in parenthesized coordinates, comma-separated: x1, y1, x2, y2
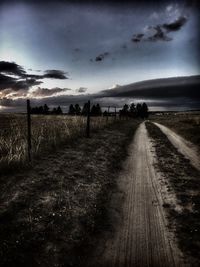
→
(87, 122, 185, 267)
(153, 122, 200, 171)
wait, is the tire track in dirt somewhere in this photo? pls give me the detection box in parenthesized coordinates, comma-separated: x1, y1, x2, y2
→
(153, 122, 200, 171)
(87, 122, 186, 267)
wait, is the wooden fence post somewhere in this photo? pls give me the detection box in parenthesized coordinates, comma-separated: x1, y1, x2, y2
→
(27, 99, 32, 162)
(115, 106, 117, 121)
(86, 100, 90, 138)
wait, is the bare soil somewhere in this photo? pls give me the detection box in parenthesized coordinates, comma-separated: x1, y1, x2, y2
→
(151, 112, 200, 150)
(146, 122, 200, 266)
(86, 122, 186, 267)
(153, 122, 200, 171)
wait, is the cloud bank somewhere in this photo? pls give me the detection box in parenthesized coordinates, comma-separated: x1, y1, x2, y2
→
(1, 75, 199, 111)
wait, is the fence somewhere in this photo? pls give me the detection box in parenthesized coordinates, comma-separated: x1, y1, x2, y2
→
(0, 100, 119, 170)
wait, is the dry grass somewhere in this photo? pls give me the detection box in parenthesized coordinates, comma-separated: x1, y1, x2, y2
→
(0, 120, 139, 267)
(150, 112, 200, 150)
(0, 114, 115, 173)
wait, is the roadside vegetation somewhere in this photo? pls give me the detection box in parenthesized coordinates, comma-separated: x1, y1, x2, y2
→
(0, 115, 115, 174)
(0, 119, 140, 267)
(0, 102, 149, 174)
(151, 112, 200, 150)
(146, 121, 200, 265)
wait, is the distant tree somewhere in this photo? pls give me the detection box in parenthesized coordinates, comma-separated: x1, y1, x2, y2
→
(81, 102, 89, 116)
(120, 104, 129, 116)
(43, 104, 49, 114)
(96, 103, 102, 116)
(129, 103, 136, 117)
(56, 106, 63, 115)
(142, 102, 148, 119)
(103, 110, 108, 116)
(135, 103, 149, 119)
(74, 104, 81, 115)
(90, 104, 102, 116)
(52, 107, 57, 114)
(68, 104, 75, 115)
(136, 103, 142, 118)
(91, 105, 95, 115)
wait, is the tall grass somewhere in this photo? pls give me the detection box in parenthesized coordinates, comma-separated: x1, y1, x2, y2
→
(0, 114, 115, 172)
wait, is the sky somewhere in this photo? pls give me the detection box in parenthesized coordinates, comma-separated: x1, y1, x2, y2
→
(0, 0, 200, 111)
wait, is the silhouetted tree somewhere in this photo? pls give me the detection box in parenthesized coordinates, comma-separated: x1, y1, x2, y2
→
(129, 103, 136, 117)
(90, 104, 102, 116)
(96, 104, 102, 116)
(43, 104, 49, 114)
(82, 103, 89, 116)
(120, 104, 129, 116)
(56, 106, 63, 115)
(91, 105, 96, 115)
(74, 104, 81, 115)
(142, 102, 148, 119)
(103, 110, 108, 116)
(52, 107, 57, 114)
(135, 102, 149, 119)
(136, 103, 142, 117)
(68, 104, 75, 115)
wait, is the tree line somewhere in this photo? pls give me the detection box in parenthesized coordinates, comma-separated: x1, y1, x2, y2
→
(30, 104, 63, 115)
(68, 103, 102, 116)
(30, 102, 149, 118)
(120, 103, 148, 119)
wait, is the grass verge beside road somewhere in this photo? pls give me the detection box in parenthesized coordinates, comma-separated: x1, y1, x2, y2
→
(150, 112, 200, 150)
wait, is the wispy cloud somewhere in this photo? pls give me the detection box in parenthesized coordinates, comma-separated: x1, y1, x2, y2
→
(29, 87, 71, 98)
(131, 15, 188, 43)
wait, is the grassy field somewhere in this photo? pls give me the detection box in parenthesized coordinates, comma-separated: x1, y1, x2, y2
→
(0, 119, 140, 267)
(150, 111, 200, 149)
(0, 114, 116, 174)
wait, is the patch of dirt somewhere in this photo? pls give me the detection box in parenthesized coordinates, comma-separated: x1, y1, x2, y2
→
(153, 122, 200, 171)
(146, 122, 200, 266)
(86, 122, 185, 267)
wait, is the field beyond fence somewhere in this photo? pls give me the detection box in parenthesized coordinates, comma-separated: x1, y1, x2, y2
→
(0, 113, 118, 173)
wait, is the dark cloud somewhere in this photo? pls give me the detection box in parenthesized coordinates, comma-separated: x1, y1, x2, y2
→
(147, 26, 172, 41)
(132, 16, 188, 43)
(162, 16, 188, 32)
(95, 52, 110, 62)
(100, 75, 200, 99)
(43, 70, 68, 79)
(0, 73, 17, 90)
(0, 61, 68, 80)
(0, 61, 68, 94)
(0, 61, 26, 76)
(74, 48, 81, 52)
(76, 87, 87, 93)
(0, 73, 43, 92)
(14, 79, 43, 90)
(131, 34, 144, 42)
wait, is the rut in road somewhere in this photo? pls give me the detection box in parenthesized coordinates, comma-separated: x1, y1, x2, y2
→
(153, 122, 200, 171)
(87, 122, 185, 267)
